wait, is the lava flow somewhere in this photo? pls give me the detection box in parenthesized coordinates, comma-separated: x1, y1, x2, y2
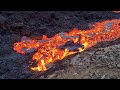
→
(112, 11, 120, 13)
(13, 19, 120, 71)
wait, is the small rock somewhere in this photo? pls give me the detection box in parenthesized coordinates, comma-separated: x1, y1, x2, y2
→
(73, 73, 77, 75)
(117, 63, 120, 68)
(21, 48, 37, 54)
(40, 75, 45, 79)
(21, 36, 31, 41)
(101, 75, 106, 79)
(47, 74, 57, 79)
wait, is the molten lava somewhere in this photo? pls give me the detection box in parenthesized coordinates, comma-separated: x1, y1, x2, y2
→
(13, 19, 120, 71)
(112, 11, 120, 13)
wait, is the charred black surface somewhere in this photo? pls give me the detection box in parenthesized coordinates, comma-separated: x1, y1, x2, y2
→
(59, 40, 84, 51)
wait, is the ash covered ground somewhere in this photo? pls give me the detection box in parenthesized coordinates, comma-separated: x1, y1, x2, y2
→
(0, 11, 120, 79)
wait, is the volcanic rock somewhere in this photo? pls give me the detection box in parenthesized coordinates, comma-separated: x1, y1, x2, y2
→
(1, 11, 120, 79)
(117, 63, 120, 68)
(21, 36, 31, 41)
(47, 74, 57, 79)
(0, 15, 7, 23)
(49, 44, 120, 79)
(40, 75, 45, 79)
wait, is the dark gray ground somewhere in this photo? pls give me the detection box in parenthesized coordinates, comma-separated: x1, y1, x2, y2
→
(0, 11, 120, 79)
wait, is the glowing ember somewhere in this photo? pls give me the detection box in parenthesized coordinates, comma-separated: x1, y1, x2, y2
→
(13, 19, 120, 71)
(112, 11, 120, 13)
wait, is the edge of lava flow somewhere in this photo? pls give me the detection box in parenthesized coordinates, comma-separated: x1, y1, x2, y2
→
(13, 19, 120, 72)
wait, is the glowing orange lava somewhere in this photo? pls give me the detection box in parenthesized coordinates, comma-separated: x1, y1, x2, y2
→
(112, 11, 120, 13)
(13, 19, 120, 71)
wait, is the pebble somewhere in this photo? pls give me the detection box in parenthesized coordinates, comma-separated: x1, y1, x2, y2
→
(101, 75, 106, 79)
(21, 36, 31, 41)
(117, 63, 120, 68)
(40, 75, 45, 79)
(73, 73, 77, 75)
(47, 74, 57, 79)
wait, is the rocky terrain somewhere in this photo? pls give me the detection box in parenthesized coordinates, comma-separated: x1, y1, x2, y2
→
(46, 44, 120, 79)
(0, 11, 120, 79)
